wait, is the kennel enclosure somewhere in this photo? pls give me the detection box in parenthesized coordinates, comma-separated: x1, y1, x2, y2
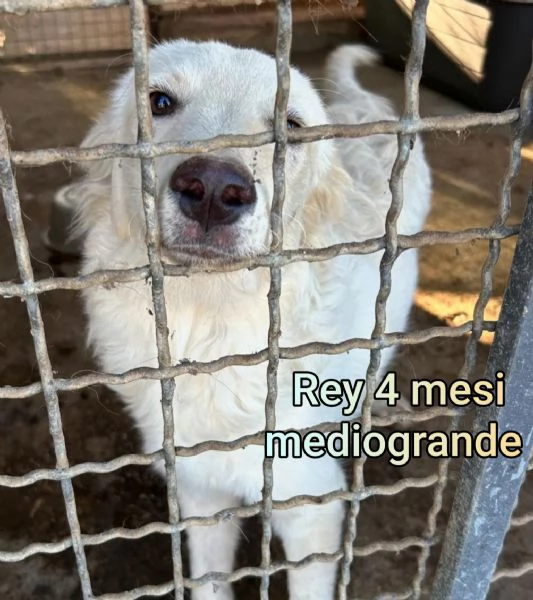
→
(0, 1, 533, 599)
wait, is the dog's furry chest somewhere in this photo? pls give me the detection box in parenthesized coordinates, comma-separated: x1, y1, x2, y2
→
(84, 275, 287, 444)
(82, 248, 416, 445)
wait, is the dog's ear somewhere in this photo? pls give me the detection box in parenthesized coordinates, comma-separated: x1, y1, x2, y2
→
(79, 72, 140, 240)
(302, 152, 387, 247)
(301, 159, 353, 247)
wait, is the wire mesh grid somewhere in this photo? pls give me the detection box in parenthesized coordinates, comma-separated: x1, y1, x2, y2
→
(0, 5, 135, 58)
(0, 0, 532, 599)
(0, 1, 284, 61)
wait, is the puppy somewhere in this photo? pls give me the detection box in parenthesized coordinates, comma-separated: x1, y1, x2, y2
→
(77, 41, 431, 600)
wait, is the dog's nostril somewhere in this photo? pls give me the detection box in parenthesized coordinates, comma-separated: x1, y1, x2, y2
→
(221, 184, 253, 207)
(178, 178, 205, 202)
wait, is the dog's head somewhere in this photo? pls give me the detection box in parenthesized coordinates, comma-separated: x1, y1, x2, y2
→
(81, 40, 348, 263)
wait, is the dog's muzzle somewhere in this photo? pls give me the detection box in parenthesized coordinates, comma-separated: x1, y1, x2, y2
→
(170, 156, 257, 232)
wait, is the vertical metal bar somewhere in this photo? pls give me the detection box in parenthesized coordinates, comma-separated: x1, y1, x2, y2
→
(0, 110, 94, 599)
(431, 185, 533, 600)
(431, 58, 533, 600)
(260, 1, 292, 598)
(412, 52, 533, 600)
(337, 1, 429, 598)
(127, 1, 184, 598)
(412, 192, 508, 595)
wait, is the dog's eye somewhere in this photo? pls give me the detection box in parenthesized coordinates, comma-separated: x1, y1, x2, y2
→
(267, 114, 304, 133)
(150, 91, 176, 116)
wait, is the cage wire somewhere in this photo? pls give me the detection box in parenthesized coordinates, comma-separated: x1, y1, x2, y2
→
(0, 5, 133, 58)
(0, 0, 301, 62)
(0, 0, 532, 599)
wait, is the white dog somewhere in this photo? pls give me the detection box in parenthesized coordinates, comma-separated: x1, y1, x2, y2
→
(77, 40, 431, 599)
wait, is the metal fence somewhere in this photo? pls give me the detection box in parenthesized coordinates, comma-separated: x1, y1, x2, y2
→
(0, 4, 134, 58)
(0, 0, 357, 62)
(0, 0, 532, 599)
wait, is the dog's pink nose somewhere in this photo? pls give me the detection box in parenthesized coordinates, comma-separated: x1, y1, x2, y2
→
(170, 157, 256, 232)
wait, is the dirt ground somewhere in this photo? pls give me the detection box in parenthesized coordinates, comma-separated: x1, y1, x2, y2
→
(1, 40, 533, 600)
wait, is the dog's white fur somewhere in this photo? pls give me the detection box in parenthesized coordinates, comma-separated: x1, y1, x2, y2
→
(78, 41, 431, 599)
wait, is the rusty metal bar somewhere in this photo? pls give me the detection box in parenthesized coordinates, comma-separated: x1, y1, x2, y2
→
(510, 511, 533, 528)
(7, 111, 521, 168)
(0, 225, 520, 299)
(0, 111, 94, 597)
(0, 407, 465, 490)
(337, 1, 430, 598)
(0, 320, 498, 400)
(259, 1, 292, 598)
(1, 0, 127, 11)
(0, 475, 438, 563)
(1, 0, 251, 11)
(492, 561, 533, 583)
(126, 0, 184, 597)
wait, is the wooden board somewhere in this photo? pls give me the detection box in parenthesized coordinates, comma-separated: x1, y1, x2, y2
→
(397, 0, 491, 81)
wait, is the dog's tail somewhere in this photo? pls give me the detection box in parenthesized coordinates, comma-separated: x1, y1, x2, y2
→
(325, 44, 380, 101)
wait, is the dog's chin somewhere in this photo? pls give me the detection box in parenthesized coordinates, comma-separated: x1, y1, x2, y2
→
(162, 243, 253, 266)
(160, 220, 264, 266)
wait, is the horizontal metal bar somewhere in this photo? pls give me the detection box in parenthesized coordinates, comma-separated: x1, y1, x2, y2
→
(0, 226, 520, 299)
(0, 406, 464, 488)
(0, 476, 436, 562)
(8, 112, 520, 168)
(352, 591, 413, 600)
(353, 593, 412, 600)
(0, 320, 497, 400)
(492, 561, 533, 583)
(0, 521, 432, 564)
(97, 581, 174, 600)
(94, 552, 347, 600)
(1, 0, 127, 12)
(510, 511, 533, 528)
(0, 0, 211, 11)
